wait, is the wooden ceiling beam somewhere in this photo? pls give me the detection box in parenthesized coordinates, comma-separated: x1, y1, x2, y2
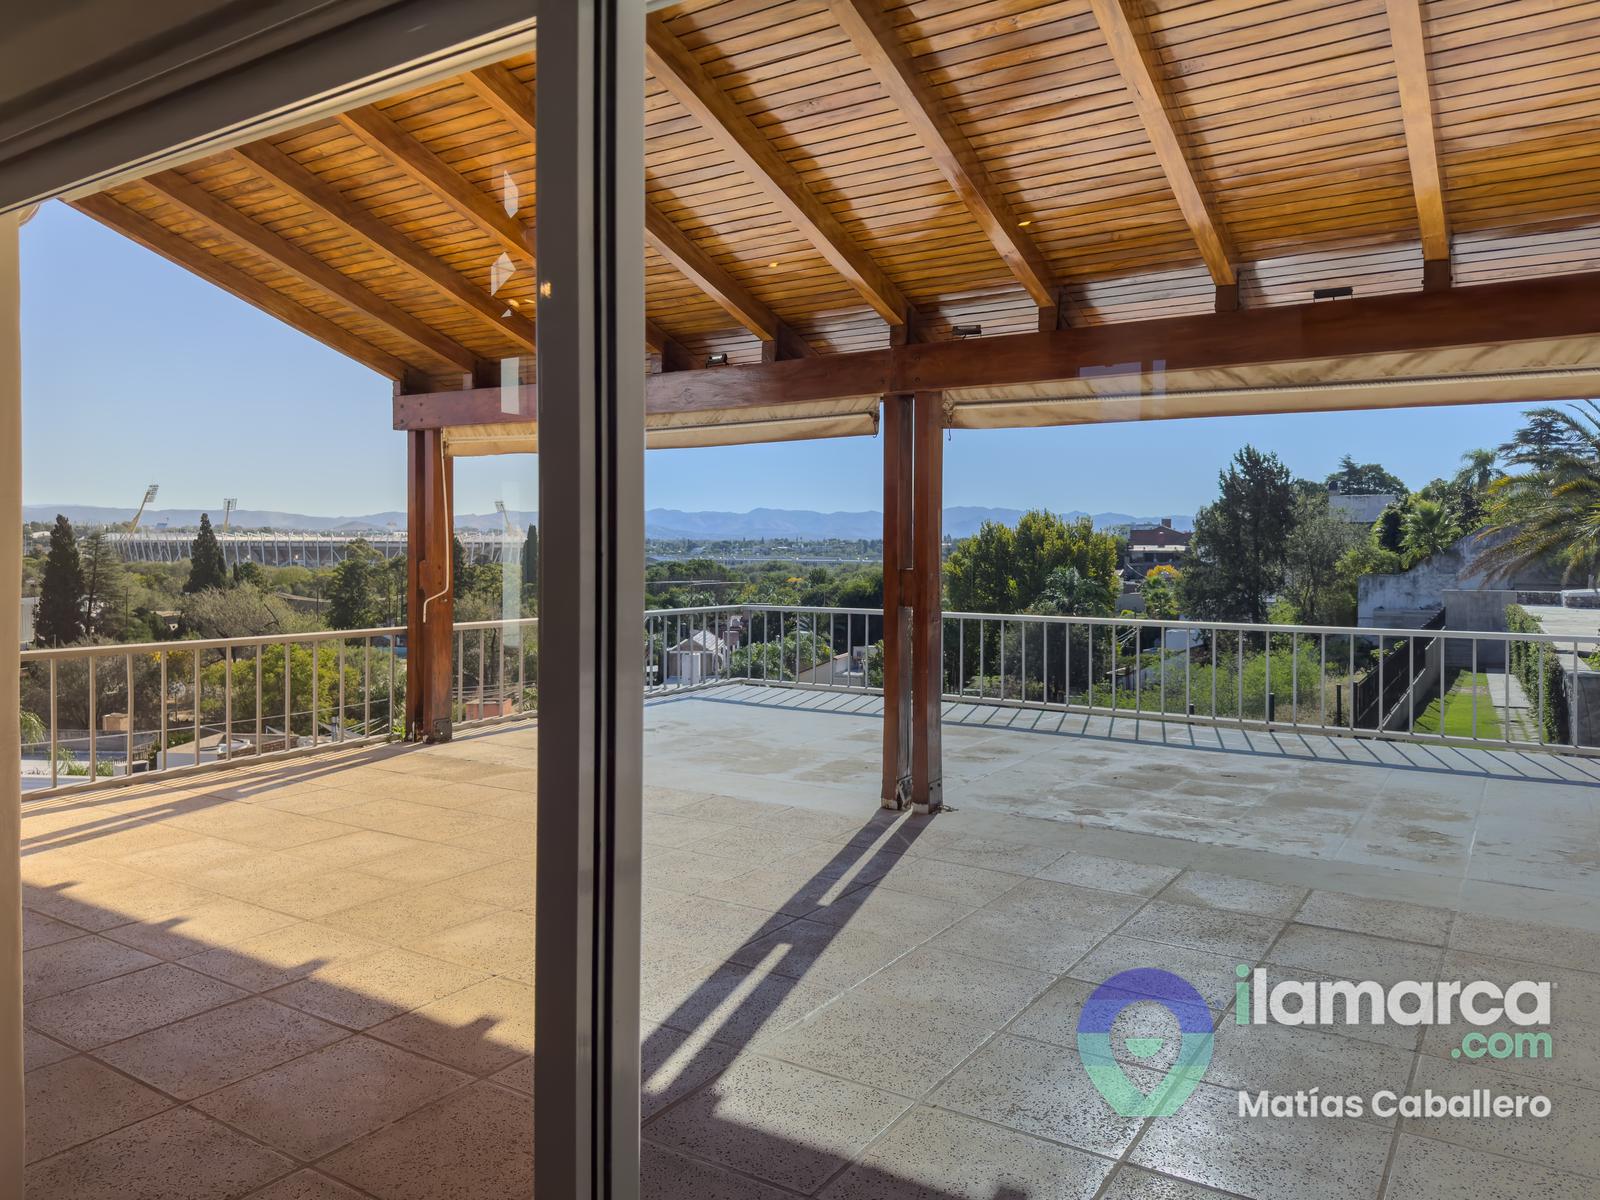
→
(142, 169, 486, 377)
(1385, 0, 1451, 277)
(71, 193, 421, 384)
(1087, 0, 1238, 287)
(645, 14, 912, 328)
(394, 269, 1600, 424)
(827, 0, 1057, 309)
(461, 63, 539, 146)
(233, 140, 539, 352)
(336, 105, 535, 266)
(644, 202, 811, 356)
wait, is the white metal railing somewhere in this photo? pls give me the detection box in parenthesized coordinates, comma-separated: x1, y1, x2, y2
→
(641, 604, 1600, 756)
(18, 618, 538, 797)
(22, 603, 1597, 798)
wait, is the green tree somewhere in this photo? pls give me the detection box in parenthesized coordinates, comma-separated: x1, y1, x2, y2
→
(1325, 455, 1407, 496)
(185, 514, 229, 593)
(79, 528, 128, 639)
(1180, 446, 1298, 623)
(34, 514, 86, 646)
(327, 540, 381, 629)
(1400, 497, 1459, 564)
(232, 560, 266, 589)
(944, 520, 1017, 613)
(1029, 565, 1115, 617)
(1476, 401, 1600, 585)
(1284, 491, 1362, 625)
(1499, 407, 1585, 473)
(1141, 568, 1181, 621)
(1372, 501, 1406, 554)
(520, 525, 539, 594)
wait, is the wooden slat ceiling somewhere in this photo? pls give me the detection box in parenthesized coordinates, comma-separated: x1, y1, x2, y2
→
(67, 0, 1600, 392)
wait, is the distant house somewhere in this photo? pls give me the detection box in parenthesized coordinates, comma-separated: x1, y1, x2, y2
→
(666, 628, 730, 685)
(1126, 518, 1190, 572)
(1327, 488, 1397, 525)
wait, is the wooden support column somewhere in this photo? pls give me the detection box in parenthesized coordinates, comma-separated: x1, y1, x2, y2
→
(405, 426, 453, 742)
(881, 394, 913, 809)
(881, 391, 944, 813)
(911, 391, 945, 814)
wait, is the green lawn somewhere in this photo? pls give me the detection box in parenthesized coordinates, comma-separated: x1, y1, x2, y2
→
(1412, 671, 1503, 739)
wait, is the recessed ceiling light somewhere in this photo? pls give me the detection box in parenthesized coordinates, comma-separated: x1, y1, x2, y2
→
(706, 353, 729, 366)
(767, 261, 779, 269)
(1017, 219, 1032, 227)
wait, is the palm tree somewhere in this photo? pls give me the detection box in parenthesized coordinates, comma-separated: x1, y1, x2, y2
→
(1401, 498, 1459, 564)
(1474, 401, 1600, 586)
(1029, 565, 1115, 617)
(1454, 447, 1501, 494)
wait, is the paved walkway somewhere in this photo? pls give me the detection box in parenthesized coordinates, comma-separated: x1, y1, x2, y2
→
(18, 694, 1600, 1199)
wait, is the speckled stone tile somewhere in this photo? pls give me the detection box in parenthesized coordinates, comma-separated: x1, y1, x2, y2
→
(23, 909, 87, 951)
(367, 976, 535, 1076)
(639, 1143, 793, 1200)
(23, 1026, 75, 1071)
(1159, 871, 1306, 919)
(178, 920, 388, 993)
(26, 962, 248, 1050)
(930, 1032, 1146, 1155)
(1120, 901, 1284, 962)
(925, 901, 1105, 974)
(1099, 1165, 1250, 1199)
(24, 1055, 171, 1163)
(644, 1054, 913, 1193)
(24, 934, 161, 1000)
(1038, 852, 1183, 896)
(642, 960, 844, 1048)
(320, 1081, 532, 1200)
(1266, 924, 1443, 988)
(265, 947, 487, 1030)
(820, 1105, 1113, 1199)
(23, 1106, 291, 1200)
(869, 854, 1024, 905)
(757, 991, 996, 1097)
(1297, 890, 1453, 946)
(193, 1035, 470, 1160)
(1448, 911, 1600, 970)
(1067, 936, 1240, 1013)
(1384, 1133, 1597, 1199)
(1204, 1021, 1413, 1123)
(858, 946, 1052, 1025)
(641, 1020, 739, 1120)
(729, 917, 920, 989)
(1402, 1055, 1600, 1178)
(95, 996, 346, 1099)
(1130, 1079, 1392, 1200)
(246, 1170, 371, 1200)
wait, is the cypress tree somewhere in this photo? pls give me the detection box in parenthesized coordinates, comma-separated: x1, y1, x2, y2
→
(520, 525, 539, 591)
(185, 513, 229, 593)
(35, 514, 86, 646)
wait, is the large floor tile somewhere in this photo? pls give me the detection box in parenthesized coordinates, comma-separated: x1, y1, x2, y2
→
(1129, 1080, 1392, 1200)
(368, 975, 535, 1075)
(858, 946, 1052, 1025)
(24, 1106, 292, 1200)
(1119, 901, 1284, 962)
(1384, 1133, 1597, 1199)
(1160, 871, 1306, 919)
(641, 1021, 739, 1121)
(24, 1055, 171, 1163)
(1296, 891, 1453, 946)
(178, 920, 388, 993)
(639, 1142, 793, 1200)
(266, 947, 488, 1030)
(24, 934, 160, 1000)
(929, 1032, 1146, 1156)
(95, 996, 346, 1099)
(1265, 924, 1443, 988)
(645, 1054, 913, 1193)
(26, 963, 247, 1049)
(320, 1081, 533, 1200)
(820, 1105, 1113, 1199)
(193, 1035, 470, 1160)
(758, 991, 997, 1097)
(1037, 852, 1182, 896)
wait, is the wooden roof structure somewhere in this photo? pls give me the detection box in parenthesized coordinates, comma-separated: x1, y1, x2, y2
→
(69, 0, 1600, 448)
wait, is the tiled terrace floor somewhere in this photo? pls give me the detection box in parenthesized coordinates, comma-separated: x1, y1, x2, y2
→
(20, 689, 1600, 1198)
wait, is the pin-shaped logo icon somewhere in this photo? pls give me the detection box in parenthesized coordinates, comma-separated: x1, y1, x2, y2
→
(1077, 967, 1214, 1116)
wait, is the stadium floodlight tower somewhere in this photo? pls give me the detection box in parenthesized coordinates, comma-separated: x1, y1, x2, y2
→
(130, 484, 159, 531)
(494, 499, 520, 539)
(222, 498, 238, 532)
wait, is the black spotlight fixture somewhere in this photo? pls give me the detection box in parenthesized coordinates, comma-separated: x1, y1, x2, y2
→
(705, 352, 729, 366)
(951, 324, 982, 338)
(1311, 286, 1354, 301)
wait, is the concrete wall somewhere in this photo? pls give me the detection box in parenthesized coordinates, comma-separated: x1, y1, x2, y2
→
(1442, 588, 1517, 668)
(1569, 670, 1600, 749)
(1381, 634, 1443, 732)
(1358, 528, 1562, 629)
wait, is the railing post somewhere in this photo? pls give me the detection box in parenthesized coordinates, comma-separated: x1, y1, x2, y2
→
(910, 390, 944, 814)
(406, 427, 453, 741)
(881, 392, 913, 809)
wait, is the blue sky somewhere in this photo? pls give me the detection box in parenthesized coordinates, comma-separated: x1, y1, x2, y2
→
(21, 201, 1547, 518)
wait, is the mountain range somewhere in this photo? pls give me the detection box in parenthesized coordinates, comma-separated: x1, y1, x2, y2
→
(24, 504, 1192, 539)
